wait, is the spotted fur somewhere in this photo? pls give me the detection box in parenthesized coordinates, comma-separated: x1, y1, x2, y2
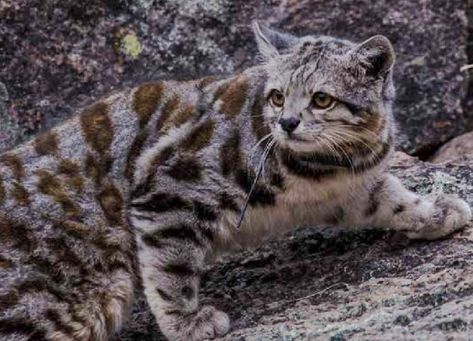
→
(0, 23, 471, 341)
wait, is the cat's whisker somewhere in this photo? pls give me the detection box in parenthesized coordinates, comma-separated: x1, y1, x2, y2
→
(334, 124, 380, 140)
(329, 129, 381, 165)
(261, 138, 276, 178)
(248, 133, 273, 161)
(236, 138, 276, 229)
(246, 133, 274, 175)
(319, 133, 356, 180)
(327, 130, 379, 166)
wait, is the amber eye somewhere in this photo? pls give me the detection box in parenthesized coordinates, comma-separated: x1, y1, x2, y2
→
(269, 90, 285, 108)
(312, 92, 335, 109)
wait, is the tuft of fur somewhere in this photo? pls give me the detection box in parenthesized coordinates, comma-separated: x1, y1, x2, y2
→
(0, 22, 471, 341)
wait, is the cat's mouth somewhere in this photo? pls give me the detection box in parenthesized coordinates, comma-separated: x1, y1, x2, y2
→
(275, 130, 311, 142)
(275, 132, 319, 153)
(285, 134, 309, 142)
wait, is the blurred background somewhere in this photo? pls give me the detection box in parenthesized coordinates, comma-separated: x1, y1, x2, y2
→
(1, 1, 473, 340)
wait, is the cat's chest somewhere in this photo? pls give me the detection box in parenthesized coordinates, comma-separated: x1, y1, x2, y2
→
(216, 172, 360, 250)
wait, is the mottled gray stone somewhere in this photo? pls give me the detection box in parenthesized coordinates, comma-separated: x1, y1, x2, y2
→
(0, 0, 470, 154)
(430, 131, 473, 163)
(0, 82, 20, 152)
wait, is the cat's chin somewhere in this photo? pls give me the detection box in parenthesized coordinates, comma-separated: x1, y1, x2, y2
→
(276, 135, 321, 153)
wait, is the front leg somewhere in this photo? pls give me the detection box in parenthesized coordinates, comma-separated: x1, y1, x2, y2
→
(342, 174, 471, 240)
(132, 211, 229, 341)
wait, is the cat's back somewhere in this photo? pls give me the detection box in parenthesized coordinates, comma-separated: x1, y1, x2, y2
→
(0, 76, 229, 339)
(0, 87, 140, 340)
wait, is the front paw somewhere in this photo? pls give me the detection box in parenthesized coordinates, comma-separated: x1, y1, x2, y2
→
(160, 305, 230, 341)
(406, 195, 472, 240)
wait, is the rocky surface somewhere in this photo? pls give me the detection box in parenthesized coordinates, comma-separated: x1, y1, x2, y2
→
(0, 0, 471, 154)
(430, 131, 473, 164)
(115, 153, 473, 340)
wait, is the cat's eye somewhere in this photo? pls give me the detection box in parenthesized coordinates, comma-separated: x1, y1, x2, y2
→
(269, 90, 285, 108)
(312, 92, 335, 109)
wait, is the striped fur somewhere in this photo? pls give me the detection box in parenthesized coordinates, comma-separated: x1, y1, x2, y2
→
(0, 24, 471, 341)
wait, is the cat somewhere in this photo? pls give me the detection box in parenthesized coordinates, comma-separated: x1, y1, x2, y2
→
(0, 21, 471, 341)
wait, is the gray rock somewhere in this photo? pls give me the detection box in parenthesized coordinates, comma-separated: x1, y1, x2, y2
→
(0, 82, 20, 152)
(0, 0, 470, 154)
(430, 131, 473, 163)
(116, 153, 473, 340)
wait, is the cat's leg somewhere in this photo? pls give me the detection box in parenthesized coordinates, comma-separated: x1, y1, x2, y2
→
(336, 173, 472, 240)
(132, 213, 229, 341)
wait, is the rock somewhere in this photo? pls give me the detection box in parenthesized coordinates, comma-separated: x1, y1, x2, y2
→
(115, 153, 473, 340)
(429, 131, 473, 163)
(0, 0, 470, 154)
(0, 82, 20, 152)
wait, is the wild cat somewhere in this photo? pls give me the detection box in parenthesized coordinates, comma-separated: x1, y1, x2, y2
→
(0, 22, 471, 341)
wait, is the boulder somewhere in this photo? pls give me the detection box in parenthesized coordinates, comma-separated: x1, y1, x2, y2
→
(0, 0, 470, 154)
(0, 82, 19, 152)
(430, 131, 473, 163)
(116, 152, 473, 340)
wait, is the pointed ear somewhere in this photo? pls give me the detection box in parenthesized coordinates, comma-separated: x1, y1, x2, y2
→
(352, 35, 395, 78)
(252, 21, 298, 60)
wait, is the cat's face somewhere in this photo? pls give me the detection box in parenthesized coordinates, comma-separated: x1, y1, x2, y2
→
(254, 23, 395, 158)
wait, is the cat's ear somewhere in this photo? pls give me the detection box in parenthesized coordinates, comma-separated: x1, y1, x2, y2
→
(252, 21, 298, 60)
(352, 35, 395, 78)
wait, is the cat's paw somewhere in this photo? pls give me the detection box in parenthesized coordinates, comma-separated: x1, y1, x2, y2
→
(186, 306, 230, 341)
(406, 195, 472, 240)
(161, 305, 230, 341)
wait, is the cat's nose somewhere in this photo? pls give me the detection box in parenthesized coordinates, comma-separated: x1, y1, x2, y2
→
(278, 117, 300, 134)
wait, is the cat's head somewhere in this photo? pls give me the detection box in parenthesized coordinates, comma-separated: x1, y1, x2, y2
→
(253, 22, 395, 164)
